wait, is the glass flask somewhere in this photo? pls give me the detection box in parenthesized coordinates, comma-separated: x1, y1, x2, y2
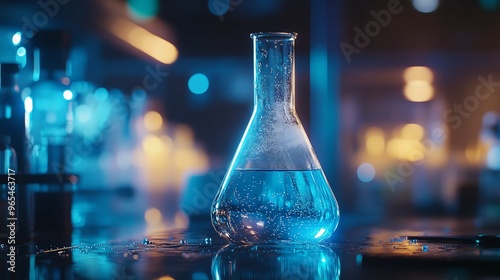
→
(211, 32, 340, 245)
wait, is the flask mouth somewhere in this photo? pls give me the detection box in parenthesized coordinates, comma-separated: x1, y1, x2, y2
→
(250, 32, 298, 40)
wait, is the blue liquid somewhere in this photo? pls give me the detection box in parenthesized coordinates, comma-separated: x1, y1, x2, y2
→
(211, 170, 339, 245)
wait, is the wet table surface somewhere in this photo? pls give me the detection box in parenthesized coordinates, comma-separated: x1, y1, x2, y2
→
(1, 218, 500, 280)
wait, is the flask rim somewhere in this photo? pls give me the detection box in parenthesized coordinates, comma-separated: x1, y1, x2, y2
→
(250, 32, 297, 40)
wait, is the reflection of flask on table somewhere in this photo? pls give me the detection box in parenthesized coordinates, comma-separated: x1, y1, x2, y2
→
(212, 245, 341, 280)
(478, 113, 500, 227)
(211, 32, 340, 245)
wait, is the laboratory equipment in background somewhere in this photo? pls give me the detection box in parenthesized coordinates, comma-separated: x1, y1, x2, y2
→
(211, 32, 340, 245)
(26, 30, 73, 175)
(0, 63, 27, 173)
(0, 62, 32, 243)
(25, 30, 74, 243)
(477, 112, 500, 227)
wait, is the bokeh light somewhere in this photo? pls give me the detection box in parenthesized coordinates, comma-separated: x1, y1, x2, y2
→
(127, 0, 159, 20)
(132, 87, 147, 102)
(365, 127, 385, 155)
(401, 123, 425, 140)
(75, 105, 92, 123)
(108, 17, 178, 64)
(24, 97, 33, 113)
(63, 89, 73, 100)
(208, 0, 230, 16)
(188, 73, 209, 94)
(12, 32, 21, 45)
(61, 77, 70, 85)
(412, 0, 440, 13)
(357, 163, 376, 183)
(403, 66, 433, 83)
(144, 207, 162, 225)
(143, 135, 164, 155)
(16, 47, 26, 57)
(404, 81, 434, 102)
(486, 146, 500, 170)
(144, 111, 163, 131)
(94, 87, 109, 102)
(157, 276, 175, 280)
(480, 0, 499, 11)
(175, 125, 194, 147)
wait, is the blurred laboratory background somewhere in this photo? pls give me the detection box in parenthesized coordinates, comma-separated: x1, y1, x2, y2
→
(1, 0, 500, 245)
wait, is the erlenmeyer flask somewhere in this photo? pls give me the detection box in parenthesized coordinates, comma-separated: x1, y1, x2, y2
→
(211, 32, 340, 245)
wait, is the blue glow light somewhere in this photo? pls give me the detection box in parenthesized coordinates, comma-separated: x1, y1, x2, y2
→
(208, 0, 230, 16)
(94, 87, 109, 102)
(71, 208, 86, 228)
(357, 163, 376, 183)
(4, 105, 11, 119)
(12, 32, 21, 45)
(480, 0, 499, 11)
(192, 272, 209, 280)
(75, 105, 92, 123)
(356, 254, 363, 265)
(63, 90, 73, 100)
(132, 87, 147, 101)
(486, 146, 500, 170)
(16, 47, 26, 57)
(24, 97, 33, 113)
(188, 73, 209, 94)
(127, 0, 159, 20)
(412, 0, 440, 13)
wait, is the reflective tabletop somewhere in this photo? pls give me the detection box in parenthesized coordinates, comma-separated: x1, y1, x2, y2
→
(1, 217, 500, 280)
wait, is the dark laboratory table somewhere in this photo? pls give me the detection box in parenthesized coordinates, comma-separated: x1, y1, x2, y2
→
(1, 217, 499, 280)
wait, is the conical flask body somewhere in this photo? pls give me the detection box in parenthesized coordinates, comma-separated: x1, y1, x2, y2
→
(211, 32, 339, 245)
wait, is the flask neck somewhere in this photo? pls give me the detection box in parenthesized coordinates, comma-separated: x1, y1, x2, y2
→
(252, 33, 296, 111)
